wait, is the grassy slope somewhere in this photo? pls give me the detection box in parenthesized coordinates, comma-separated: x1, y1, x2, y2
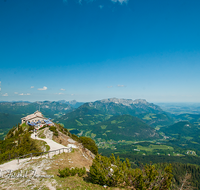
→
(161, 121, 197, 136)
(91, 115, 160, 141)
(47, 150, 126, 190)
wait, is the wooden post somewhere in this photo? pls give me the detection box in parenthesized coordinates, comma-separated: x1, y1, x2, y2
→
(59, 149, 60, 154)
(31, 153, 32, 160)
(48, 152, 49, 158)
(41, 152, 42, 158)
(18, 156, 19, 164)
(63, 148, 64, 153)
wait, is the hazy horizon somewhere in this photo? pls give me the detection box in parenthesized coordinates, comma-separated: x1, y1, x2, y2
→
(1, 98, 200, 105)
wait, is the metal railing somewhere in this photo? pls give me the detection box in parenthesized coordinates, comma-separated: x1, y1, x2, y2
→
(17, 147, 72, 164)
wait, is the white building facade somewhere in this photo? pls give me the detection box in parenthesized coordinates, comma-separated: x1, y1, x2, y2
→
(21, 111, 47, 124)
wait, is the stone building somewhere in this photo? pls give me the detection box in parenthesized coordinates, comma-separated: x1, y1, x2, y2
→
(21, 111, 47, 124)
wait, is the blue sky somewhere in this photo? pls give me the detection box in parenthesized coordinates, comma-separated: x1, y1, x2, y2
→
(0, 0, 200, 102)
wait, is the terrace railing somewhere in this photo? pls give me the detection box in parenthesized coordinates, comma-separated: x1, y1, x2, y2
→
(17, 147, 72, 164)
(0, 147, 72, 165)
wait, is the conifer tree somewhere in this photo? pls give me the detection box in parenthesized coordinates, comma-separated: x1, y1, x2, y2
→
(89, 154, 173, 189)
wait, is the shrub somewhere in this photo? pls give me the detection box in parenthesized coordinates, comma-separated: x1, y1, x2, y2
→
(71, 134, 79, 142)
(49, 126, 58, 137)
(54, 130, 58, 137)
(58, 168, 70, 177)
(89, 154, 173, 188)
(70, 168, 77, 176)
(78, 167, 86, 177)
(39, 125, 48, 130)
(28, 125, 35, 132)
(58, 167, 86, 178)
(49, 126, 57, 132)
(79, 136, 98, 155)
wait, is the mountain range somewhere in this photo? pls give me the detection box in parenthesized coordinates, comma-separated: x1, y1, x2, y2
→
(58, 98, 173, 128)
(0, 98, 168, 141)
(57, 98, 173, 141)
(2, 98, 200, 143)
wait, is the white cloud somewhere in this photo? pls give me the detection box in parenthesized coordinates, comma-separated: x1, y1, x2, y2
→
(60, 88, 65, 91)
(63, 0, 128, 5)
(19, 93, 31, 96)
(107, 86, 113, 88)
(14, 92, 18, 94)
(0, 81, 1, 85)
(99, 5, 104, 9)
(111, 0, 128, 4)
(117, 84, 125, 87)
(0, 88, 1, 91)
(38, 86, 47, 91)
(31, 86, 34, 89)
(2, 93, 8, 96)
(63, 0, 83, 5)
(71, 94, 74, 96)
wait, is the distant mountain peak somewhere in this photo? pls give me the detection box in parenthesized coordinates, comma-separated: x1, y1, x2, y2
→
(86, 98, 164, 115)
(58, 100, 77, 104)
(133, 99, 148, 104)
(99, 98, 148, 107)
(69, 100, 77, 105)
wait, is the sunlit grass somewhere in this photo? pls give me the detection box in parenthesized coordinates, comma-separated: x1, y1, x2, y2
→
(137, 144, 174, 152)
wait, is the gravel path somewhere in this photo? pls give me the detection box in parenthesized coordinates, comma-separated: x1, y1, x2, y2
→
(31, 133, 77, 149)
(31, 133, 67, 151)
